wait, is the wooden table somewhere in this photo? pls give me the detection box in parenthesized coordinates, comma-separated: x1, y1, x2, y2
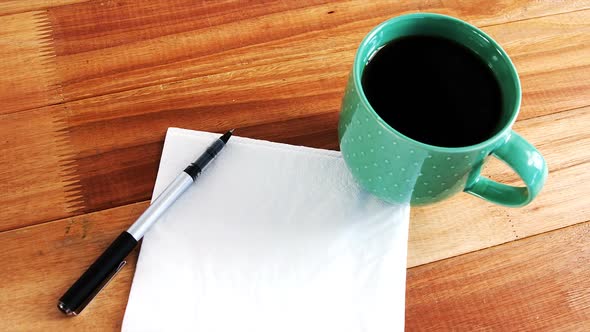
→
(1, 1, 588, 330)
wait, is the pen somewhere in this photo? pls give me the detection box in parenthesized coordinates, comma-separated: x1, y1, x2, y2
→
(58, 130, 234, 316)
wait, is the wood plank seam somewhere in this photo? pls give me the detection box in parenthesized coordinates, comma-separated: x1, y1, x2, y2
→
(45, 6, 589, 111)
(52, 109, 85, 215)
(405, 221, 590, 330)
(0, 3, 588, 330)
(1, 4, 588, 238)
(408, 105, 590, 266)
(35, 10, 86, 217)
(3, 5, 589, 117)
(1, 103, 587, 239)
(50, 9, 579, 111)
(476, 6, 590, 29)
(0, 200, 147, 237)
(3, 145, 587, 266)
(408, 216, 590, 271)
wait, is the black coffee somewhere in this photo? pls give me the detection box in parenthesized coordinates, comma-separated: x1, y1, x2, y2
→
(361, 36, 503, 147)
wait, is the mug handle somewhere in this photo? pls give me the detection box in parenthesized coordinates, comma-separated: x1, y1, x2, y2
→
(465, 131, 548, 207)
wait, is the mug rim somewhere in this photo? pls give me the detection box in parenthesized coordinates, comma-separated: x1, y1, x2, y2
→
(352, 13, 522, 153)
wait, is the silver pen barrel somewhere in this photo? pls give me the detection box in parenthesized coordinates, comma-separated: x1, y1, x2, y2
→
(127, 131, 233, 241)
(127, 172, 193, 240)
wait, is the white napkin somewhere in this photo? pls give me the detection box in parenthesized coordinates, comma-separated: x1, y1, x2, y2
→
(122, 128, 410, 332)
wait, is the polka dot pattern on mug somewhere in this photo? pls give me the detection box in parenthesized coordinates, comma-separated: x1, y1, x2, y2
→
(339, 102, 494, 204)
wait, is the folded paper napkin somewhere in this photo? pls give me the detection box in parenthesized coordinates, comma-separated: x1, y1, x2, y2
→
(122, 128, 410, 332)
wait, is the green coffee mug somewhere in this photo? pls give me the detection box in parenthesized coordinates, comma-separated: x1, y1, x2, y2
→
(338, 13, 547, 207)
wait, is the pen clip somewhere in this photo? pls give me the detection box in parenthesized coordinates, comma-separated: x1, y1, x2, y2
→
(72, 260, 127, 315)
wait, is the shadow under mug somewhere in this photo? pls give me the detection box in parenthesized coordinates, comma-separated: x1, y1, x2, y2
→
(338, 13, 547, 207)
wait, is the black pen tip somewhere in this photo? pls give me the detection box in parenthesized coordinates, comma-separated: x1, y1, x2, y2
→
(220, 129, 234, 143)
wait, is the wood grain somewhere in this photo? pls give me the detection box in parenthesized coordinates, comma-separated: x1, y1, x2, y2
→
(485, 10, 590, 119)
(44, 2, 590, 112)
(0, 11, 61, 114)
(0, 106, 83, 232)
(408, 106, 590, 267)
(1, 201, 587, 330)
(1, 104, 586, 288)
(0, 0, 587, 116)
(0, 0, 88, 16)
(1, 8, 589, 233)
(406, 221, 590, 331)
(1, 1, 589, 330)
(0, 202, 145, 331)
